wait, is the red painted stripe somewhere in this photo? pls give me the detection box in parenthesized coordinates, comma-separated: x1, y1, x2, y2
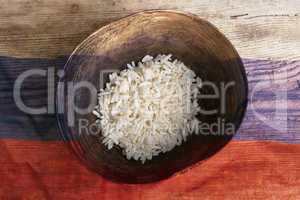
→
(0, 139, 299, 199)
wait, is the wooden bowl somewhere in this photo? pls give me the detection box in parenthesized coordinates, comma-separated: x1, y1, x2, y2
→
(57, 10, 248, 183)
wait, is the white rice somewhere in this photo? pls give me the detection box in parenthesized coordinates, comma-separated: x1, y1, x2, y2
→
(93, 54, 202, 163)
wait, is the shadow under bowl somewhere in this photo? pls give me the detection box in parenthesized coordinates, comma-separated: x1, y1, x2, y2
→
(57, 10, 248, 184)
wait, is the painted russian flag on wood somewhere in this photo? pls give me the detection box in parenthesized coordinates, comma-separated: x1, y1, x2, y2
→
(1, 0, 300, 198)
(0, 56, 300, 199)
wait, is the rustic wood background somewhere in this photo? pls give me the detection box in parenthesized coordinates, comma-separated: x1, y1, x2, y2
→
(0, 0, 299, 199)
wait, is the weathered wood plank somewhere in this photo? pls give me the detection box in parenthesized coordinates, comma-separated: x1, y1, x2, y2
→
(0, 1, 299, 198)
(0, 0, 299, 59)
(238, 58, 300, 143)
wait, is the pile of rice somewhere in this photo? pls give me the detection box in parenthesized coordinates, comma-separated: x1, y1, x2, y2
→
(93, 54, 202, 163)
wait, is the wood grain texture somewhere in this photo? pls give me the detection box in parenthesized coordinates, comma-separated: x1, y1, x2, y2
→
(0, 0, 299, 59)
(0, 139, 299, 200)
(0, 0, 299, 198)
(238, 58, 300, 143)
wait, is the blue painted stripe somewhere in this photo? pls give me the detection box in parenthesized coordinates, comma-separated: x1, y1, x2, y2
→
(0, 56, 299, 143)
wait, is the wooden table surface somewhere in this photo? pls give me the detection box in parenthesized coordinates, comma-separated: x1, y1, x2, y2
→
(0, 1, 300, 199)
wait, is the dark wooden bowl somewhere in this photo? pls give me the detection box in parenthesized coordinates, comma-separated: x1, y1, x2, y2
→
(57, 10, 248, 183)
